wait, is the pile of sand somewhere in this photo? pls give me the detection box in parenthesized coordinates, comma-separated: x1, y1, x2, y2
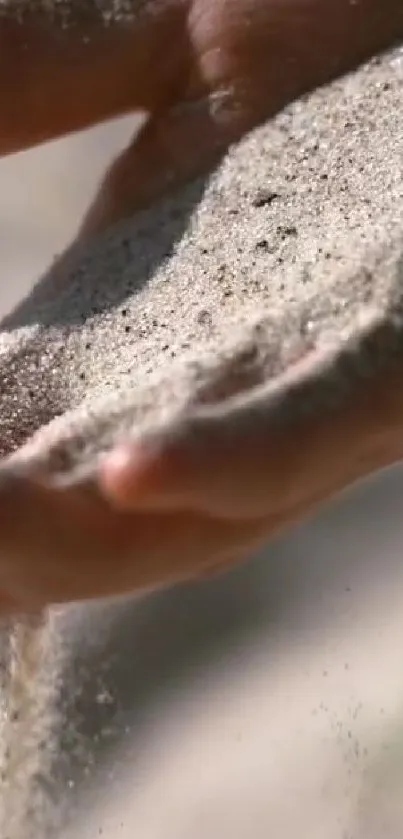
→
(0, 48, 402, 480)
(0, 46, 402, 838)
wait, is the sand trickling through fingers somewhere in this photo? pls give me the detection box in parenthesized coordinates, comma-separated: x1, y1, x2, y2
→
(0, 613, 62, 839)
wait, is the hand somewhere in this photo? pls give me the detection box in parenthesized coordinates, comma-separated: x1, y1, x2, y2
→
(1, 0, 401, 238)
(1, 349, 402, 613)
(0, 0, 402, 613)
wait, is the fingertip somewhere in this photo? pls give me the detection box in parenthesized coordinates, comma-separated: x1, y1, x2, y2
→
(100, 443, 173, 509)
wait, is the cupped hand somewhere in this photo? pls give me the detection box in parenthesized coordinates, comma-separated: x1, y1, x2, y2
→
(1, 350, 402, 614)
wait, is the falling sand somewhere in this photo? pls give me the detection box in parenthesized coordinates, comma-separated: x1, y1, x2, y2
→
(0, 613, 63, 839)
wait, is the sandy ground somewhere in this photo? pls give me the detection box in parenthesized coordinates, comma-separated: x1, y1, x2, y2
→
(2, 86, 403, 838)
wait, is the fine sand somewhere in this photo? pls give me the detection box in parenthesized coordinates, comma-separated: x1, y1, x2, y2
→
(1, 48, 403, 483)
(0, 46, 403, 839)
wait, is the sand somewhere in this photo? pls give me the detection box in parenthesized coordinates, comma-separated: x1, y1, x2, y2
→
(0, 44, 402, 839)
(0, 613, 64, 839)
(0, 0, 142, 26)
(0, 47, 402, 482)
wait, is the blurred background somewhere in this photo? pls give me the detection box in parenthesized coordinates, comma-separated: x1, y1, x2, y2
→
(1, 117, 403, 839)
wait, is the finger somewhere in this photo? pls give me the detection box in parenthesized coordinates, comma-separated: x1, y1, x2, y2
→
(99, 350, 336, 518)
(0, 469, 268, 610)
(100, 351, 403, 520)
(0, 4, 188, 158)
(0, 18, 120, 156)
(78, 86, 255, 239)
(100, 418, 320, 521)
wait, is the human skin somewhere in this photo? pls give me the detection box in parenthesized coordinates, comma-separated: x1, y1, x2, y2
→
(0, 0, 402, 611)
(1, 0, 402, 234)
(1, 346, 403, 612)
